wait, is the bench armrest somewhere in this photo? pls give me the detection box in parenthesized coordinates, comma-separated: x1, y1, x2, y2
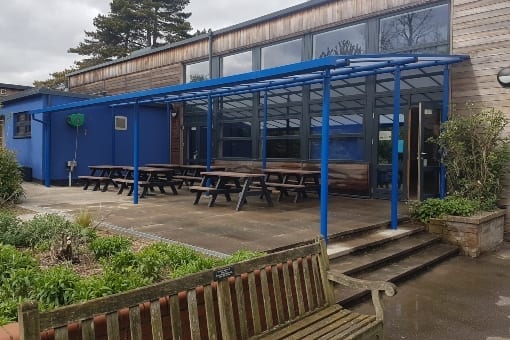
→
(327, 271, 397, 321)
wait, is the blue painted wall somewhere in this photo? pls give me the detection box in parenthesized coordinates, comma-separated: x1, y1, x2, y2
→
(2, 92, 170, 183)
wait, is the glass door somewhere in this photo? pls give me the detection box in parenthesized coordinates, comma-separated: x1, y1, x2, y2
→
(373, 101, 407, 199)
(186, 126, 208, 164)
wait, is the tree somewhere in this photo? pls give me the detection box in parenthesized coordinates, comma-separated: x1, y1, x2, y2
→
(69, 0, 193, 69)
(33, 68, 77, 90)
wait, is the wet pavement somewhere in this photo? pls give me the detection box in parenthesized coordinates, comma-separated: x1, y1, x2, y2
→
(352, 242, 510, 340)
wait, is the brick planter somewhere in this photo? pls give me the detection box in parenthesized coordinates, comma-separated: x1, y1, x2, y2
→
(427, 210, 505, 257)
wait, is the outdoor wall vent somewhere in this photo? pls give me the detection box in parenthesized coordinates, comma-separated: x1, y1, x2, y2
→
(115, 116, 127, 130)
(497, 67, 510, 87)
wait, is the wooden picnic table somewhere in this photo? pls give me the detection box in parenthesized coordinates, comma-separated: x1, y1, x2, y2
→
(115, 166, 180, 198)
(78, 165, 125, 191)
(191, 171, 273, 211)
(263, 168, 321, 202)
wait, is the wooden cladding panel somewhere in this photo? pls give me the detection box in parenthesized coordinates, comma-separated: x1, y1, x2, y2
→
(70, 0, 434, 90)
(213, 0, 435, 53)
(214, 160, 369, 196)
(451, 0, 510, 114)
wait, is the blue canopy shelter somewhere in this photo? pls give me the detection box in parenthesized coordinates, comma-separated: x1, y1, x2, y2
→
(31, 54, 469, 241)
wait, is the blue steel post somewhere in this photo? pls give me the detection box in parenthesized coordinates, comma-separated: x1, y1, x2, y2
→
(167, 103, 172, 163)
(43, 112, 51, 187)
(440, 65, 450, 199)
(262, 90, 268, 170)
(207, 95, 212, 171)
(111, 108, 116, 164)
(133, 101, 140, 204)
(320, 69, 331, 243)
(391, 67, 401, 229)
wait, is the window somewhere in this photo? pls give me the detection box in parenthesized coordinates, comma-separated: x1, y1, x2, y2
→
(115, 116, 127, 130)
(185, 60, 209, 83)
(222, 51, 252, 77)
(379, 4, 449, 53)
(313, 23, 367, 58)
(261, 39, 302, 69)
(14, 112, 31, 138)
(219, 94, 254, 158)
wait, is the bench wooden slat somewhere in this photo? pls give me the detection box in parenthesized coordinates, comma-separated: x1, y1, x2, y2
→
(334, 320, 383, 340)
(260, 267, 273, 330)
(81, 318, 94, 339)
(169, 294, 182, 339)
(106, 312, 120, 340)
(311, 255, 325, 307)
(217, 279, 236, 340)
(292, 260, 305, 315)
(187, 289, 201, 340)
(128, 306, 142, 340)
(204, 284, 218, 340)
(248, 271, 262, 334)
(302, 256, 314, 311)
(265, 182, 306, 189)
(333, 314, 377, 339)
(54, 326, 67, 340)
(234, 276, 249, 339)
(289, 311, 359, 339)
(281, 261, 295, 320)
(254, 305, 343, 340)
(150, 300, 163, 339)
(271, 265, 284, 324)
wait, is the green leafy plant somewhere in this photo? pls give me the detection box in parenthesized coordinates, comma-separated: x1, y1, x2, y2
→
(35, 265, 80, 309)
(89, 235, 133, 260)
(431, 105, 510, 207)
(410, 196, 479, 223)
(0, 212, 24, 246)
(0, 147, 24, 205)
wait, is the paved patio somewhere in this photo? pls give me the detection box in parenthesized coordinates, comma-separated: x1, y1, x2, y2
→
(20, 182, 408, 255)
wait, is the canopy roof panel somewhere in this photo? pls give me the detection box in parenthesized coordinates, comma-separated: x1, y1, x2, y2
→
(33, 54, 469, 114)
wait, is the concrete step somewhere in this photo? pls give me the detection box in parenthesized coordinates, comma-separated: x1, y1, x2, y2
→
(329, 232, 441, 275)
(326, 224, 424, 260)
(332, 242, 459, 306)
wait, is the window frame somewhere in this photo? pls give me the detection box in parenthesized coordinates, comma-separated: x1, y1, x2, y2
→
(13, 112, 31, 139)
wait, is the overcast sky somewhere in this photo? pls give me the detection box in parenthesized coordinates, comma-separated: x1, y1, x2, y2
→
(0, 0, 306, 87)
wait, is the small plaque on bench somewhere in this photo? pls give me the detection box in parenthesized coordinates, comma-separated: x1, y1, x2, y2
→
(213, 266, 234, 281)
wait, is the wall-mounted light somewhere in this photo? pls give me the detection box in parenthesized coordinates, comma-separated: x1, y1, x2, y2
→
(497, 67, 510, 87)
(171, 110, 178, 118)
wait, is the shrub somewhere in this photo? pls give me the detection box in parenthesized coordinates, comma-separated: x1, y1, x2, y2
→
(0, 212, 24, 246)
(35, 265, 80, 309)
(220, 249, 265, 265)
(0, 147, 24, 205)
(0, 244, 38, 281)
(410, 196, 479, 223)
(432, 106, 510, 207)
(89, 235, 132, 260)
(147, 243, 202, 270)
(170, 256, 221, 279)
(20, 214, 85, 251)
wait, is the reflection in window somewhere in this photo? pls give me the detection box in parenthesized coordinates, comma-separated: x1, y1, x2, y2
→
(261, 39, 302, 69)
(223, 140, 252, 158)
(222, 51, 252, 76)
(263, 119, 300, 136)
(14, 112, 31, 138)
(265, 140, 300, 158)
(223, 122, 251, 138)
(310, 115, 363, 135)
(185, 60, 209, 83)
(313, 24, 366, 58)
(310, 138, 364, 160)
(379, 4, 448, 52)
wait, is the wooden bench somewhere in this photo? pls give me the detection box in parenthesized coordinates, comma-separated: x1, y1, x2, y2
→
(265, 182, 307, 203)
(78, 175, 112, 192)
(115, 179, 180, 197)
(174, 175, 203, 188)
(18, 238, 396, 340)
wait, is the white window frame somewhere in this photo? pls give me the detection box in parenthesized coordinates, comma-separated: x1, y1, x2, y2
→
(115, 116, 127, 130)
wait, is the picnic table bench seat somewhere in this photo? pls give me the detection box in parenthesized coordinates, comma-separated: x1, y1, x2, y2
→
(173, 175, 203, 188)
(18, 238, 396, 340)
(115, 178, 180, 197)
(78, 175, 112, 191)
